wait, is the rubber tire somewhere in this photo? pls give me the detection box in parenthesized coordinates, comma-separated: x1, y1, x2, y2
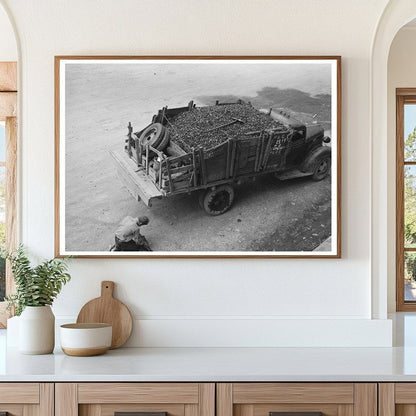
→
(202, 185, 235, 216)
(312, 154, 331, 181)
(139, 123, 166, 149)
(155, 128, 170, 151)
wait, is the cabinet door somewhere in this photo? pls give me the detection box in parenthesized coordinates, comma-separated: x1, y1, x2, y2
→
(379, 383, 416, 416)
(217, 383, 377, 416)
(0, 383, 53, 416)
(55, 383, 215, 416)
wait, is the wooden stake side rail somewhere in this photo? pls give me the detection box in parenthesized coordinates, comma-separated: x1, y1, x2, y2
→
(115, 135, 303, 206)
(192, 148, 198, 187)
(199, 147, 207, 185)
(138, 134, 279, 196)
(127, 125, 281, 200)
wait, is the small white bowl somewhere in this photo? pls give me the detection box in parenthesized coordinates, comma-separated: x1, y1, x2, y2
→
(60, 323, 112, 356)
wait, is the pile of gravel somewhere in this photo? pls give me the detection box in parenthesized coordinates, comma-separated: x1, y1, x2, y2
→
(168, 102, 284, 152)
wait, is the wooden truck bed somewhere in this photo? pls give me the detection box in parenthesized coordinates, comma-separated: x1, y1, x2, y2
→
(110, 148, 163, 207)
(113, 101, 295, 205)
(111, 101, 329, 215)
(112, 131, 292, 204)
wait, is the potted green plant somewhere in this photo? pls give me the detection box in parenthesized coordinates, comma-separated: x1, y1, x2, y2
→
(4, 246, 71, 354)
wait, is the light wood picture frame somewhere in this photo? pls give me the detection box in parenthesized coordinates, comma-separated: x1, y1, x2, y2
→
(55, 56, 341, 258)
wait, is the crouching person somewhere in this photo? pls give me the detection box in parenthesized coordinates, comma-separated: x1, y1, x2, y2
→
(110, 216, 152, 251)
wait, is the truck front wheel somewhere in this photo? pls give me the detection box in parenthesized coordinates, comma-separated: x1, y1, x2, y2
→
(202, 185, 235, 215)
(312, 154, 331, 181)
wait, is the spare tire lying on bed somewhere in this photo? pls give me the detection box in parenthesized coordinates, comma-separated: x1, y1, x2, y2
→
(139, 123, 167, 150)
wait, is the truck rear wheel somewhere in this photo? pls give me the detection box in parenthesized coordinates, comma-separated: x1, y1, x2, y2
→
(202, 185, 235, 216)
(312, 154, 331, 181)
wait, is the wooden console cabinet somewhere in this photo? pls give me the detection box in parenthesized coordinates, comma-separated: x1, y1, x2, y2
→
(0, 383, 53, 416)
(55, 383, 215, 416)
(217, 383, 377, 416)
(4, 381, 416, 416)
(54, 382, 377, 416)
(379, 383, 416, 416)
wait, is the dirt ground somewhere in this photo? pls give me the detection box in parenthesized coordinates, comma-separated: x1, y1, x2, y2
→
(143, 175, 331, 252)
(63, 63, 333, 253)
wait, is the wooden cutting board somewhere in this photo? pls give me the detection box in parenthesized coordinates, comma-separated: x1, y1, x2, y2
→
(76, 281, 133, 349)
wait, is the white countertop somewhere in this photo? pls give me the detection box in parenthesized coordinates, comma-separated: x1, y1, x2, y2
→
(2, 313, 416, 382)
(2, 345, 416, 382)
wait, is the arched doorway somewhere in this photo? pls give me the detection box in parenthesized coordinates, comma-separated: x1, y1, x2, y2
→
(388, 21, 416, 313)
(371, 1, 416, 318)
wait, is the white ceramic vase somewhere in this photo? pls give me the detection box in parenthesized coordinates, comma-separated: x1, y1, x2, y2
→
(19, 306, 55, 354)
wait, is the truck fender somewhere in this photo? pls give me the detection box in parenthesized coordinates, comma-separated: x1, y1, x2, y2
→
(301, 146, 331, 174)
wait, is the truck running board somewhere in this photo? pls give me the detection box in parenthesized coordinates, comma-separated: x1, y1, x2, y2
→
(275, 168, 312, 181)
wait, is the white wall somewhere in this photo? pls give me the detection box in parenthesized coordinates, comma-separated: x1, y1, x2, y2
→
(0, 0, 394, 347)
(0, 3, 16, 61)
(387, 26, 416, 312)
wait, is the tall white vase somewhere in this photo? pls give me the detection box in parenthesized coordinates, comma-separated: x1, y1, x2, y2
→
(19, 306, 55, 354)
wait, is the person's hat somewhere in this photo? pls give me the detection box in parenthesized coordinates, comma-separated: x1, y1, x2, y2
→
(138, 216, 149, 225)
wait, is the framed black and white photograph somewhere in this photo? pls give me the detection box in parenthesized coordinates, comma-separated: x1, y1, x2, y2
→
(55, 56, 341, 258)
